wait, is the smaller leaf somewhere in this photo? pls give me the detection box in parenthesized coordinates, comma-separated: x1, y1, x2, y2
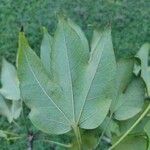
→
(0, 94, 13, 122)
(0, 58, 20, 100)
(111, 59, 145, 120)
(0, 94, 21, 123)
(0, 59, 21, 122)
(135, 43, 150, 96)
(133, 59, 141, 76)
(114, 78, 145, 120)
(11, 100, 22, 120)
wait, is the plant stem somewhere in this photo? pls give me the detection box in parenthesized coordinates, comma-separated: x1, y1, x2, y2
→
(22, 101, 34, 150)
(109, 103, 150, 150)
(73, 126, 82, 150)
(40, 139, 72, 148)
(22, 102, 30, 133)
(3, 130, 19, 136)
(7, 136, 23, 141)
(27, 132, 34, 150)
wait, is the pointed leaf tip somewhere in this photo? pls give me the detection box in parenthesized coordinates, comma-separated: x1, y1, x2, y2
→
(20, 25, 24, 32)
(42, 27, 48, 34)
(18, 32, 29, 50)
(57, 15, 69, 25)
(57, 13, 66, 20)
(17, 32, 30, 68)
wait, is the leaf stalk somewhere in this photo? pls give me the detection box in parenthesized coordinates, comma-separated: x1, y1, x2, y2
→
(40, 139, 72, 148)
(73, 126, 82, 150)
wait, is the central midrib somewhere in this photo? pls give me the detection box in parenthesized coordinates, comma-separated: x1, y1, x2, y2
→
(62, 22, 75, 125)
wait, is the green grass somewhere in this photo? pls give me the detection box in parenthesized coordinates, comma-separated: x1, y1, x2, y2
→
(0, 0, 149, 149)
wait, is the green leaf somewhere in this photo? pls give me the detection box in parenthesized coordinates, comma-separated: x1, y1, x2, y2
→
(0, 94, 22, 123)
(113, 135, 147, 150)
(133, 59, 141, 76)
(17, 17, 116, 136)
(11, 100, 22, 120)
(114, 78, 145, 120)
(0, 58, 21, 122)
(144, 120, 150, 150)
(135, 43, 150, 96)
(0, 58, 20, 100)
(111, 59, 145, 120)
(0, 94, 12, 122)
(40, 27, 53, 75)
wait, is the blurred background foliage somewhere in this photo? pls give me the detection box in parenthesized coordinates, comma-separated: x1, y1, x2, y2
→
(0, 0, 149, 149)
(0, 0, 149, 64)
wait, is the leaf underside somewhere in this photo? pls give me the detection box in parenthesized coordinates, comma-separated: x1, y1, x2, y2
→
(0, 58, 20, 100)
(0, 94, 22, 123)
(17, 18, 116, 135)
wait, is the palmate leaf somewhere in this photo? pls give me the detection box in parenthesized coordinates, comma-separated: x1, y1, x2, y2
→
(0, 59, 21, 122)
(135, 43, 150, 96)
(110, 59, 145, 120)
(17, 17, 116, 137)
